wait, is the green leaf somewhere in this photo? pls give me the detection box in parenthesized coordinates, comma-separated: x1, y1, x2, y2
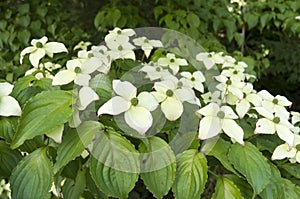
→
(212, 176, 244, 199)
(244, 13, 259, 29)
(204, 138, 240, 177)
(281, 179, 300, 198)
(0, 140, 22, 177)
(94, 11, 105, 29)
(54, 121, 103, 173)
(17, 29, 31, 44)
(225, 174, 253, 199)
(260, 12, 273, 29)
(89, 130, 139, 199)
(62, 169, 86, 199)
(260, 163, 283, 199)
(172, 149, 208, 199)
(10, 148, 53, 199)
(11, 90, 73, 149)
(228, 142, 271, 195)
(223, 19, 236, 42)
(139, 136, 176, 199)
(279, 163, 300, 179)
(187, 12, 200, 27)
(0, 117, 18, 143)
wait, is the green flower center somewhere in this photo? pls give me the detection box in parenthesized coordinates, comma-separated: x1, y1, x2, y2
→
(217, 111, 225, 119)
(118, 45, 123, 51)
(144, 39, 149, 43)
(273, 117, 280, 124)
(226, 79, 232, 85)
(166, 89, 173, 97)
(177, 81, 183, 87)
(207, 54, 212, 58)
(131, 97, 139, 106)
(155, 67, 161, 72)
(117, 30, 122, 35)
(191, 77, 195, 81)
(233, 71, 238, 75)
(35, 42, 43, 48)
(88, 53, 93, 58)
(272, 98, 278, 104)
(296, 144, 300, 151)
(170, 58, 175, 63)
(99, 49, 104, 54)
(74, 67, 81, 73)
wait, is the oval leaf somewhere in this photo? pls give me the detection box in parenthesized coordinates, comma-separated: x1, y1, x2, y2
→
(172, 149, 208, 199)
(54, 121, 103, 173)
(10, 148, 53, 199)
(212, 176, 244, 199)
(260, 163, 283, 199)
(0, 140, 22, 177)
(89, 130, 139, 199)
(228, 142, 271, 195)
(139, 136, 176, 199)
(11, 90, 73, 148)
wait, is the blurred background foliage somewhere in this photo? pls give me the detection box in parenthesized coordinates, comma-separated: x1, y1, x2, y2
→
(0, 0, 300, 110)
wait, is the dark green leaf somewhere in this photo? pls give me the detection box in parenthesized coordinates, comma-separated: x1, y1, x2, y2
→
(0, 140, 22, 177)
(10, 148, 53, 199)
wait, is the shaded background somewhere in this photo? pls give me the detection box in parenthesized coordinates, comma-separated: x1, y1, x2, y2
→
(0, 0, 299, 109)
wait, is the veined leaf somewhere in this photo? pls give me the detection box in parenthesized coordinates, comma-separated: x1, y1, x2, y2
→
(139, 136, 176, 199)
(11, 90, 73, 149)
(0, 117, 18, 143)
(212, 176, 244, 199)
(62, 168, 86, 199)
(228, 142, 271, 195)
(10, 148, 53, 199)
(54, 121, 103, 173)
(172, 149, 208, 199)
(89, 130, 139, 199)
(0, 140, 22, 177)
(260, 163, 283, 199)
(281, 179, 300, 199)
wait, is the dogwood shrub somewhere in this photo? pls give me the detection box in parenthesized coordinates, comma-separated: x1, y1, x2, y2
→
(1, 27, 300, 199)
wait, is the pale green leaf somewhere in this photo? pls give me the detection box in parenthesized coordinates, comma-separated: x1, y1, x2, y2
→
(228, 142, 271, 195)
(139, 136, 176, 199)
(62, 169, 86, 199)
(10, 148, 53, 199)
(281, 179, 300, 199)
(172, 149, 208, 199)
(89, 130, 139, 199)
(212, 176, 244, 199)
(54, 121, 103, 173)
(11, 90, 73, 149)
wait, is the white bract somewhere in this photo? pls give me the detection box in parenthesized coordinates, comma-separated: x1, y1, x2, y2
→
(236, 83, 262, 118)
(196, 52, 224, 70)
(98, 80, 158, 134)
(258, 90, 291, 119)
(157, 53, 188, 74)
(105, 27, 135, 44)
(133, 36, 163, 58)
(140, 63, 171, 81)
(197, 102, 244, 145)
(254, 107, 294, 147)
(215, 74, 245, 100)
(152, 79, 196, 121)
(20, 36, 68, 67)
(272, 134, 300, 163)
(180, 71, 206, 93)
(291, 111, 300, 125)
(0, 82, 22, 117)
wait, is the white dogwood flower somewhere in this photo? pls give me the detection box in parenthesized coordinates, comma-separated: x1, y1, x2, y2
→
(105, 27, 135, 44)
(97, 80, 158, 134)
(133, 37, 163, 58)
(291, 111, 300, 125)
(180, 71, 206, 92)
(272, 134, 300, 163)
(215, 75, 245, 100)
(20, 36, 68, 67)
(106, 41, 135, 60)
(236, 83, 262, 118)
(157, 53, 188, 74)
(196, 52, 224, 70)
(152, 79, 196, 121)
(258, 90, 292, 119)
(254, 107, 294, 147)
(197, 102, 244, 145)
(0, 82, 22, 116)
(140, 63, 171, 81)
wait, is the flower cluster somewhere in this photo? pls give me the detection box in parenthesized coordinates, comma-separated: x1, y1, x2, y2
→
(19, 27, 300, 164)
